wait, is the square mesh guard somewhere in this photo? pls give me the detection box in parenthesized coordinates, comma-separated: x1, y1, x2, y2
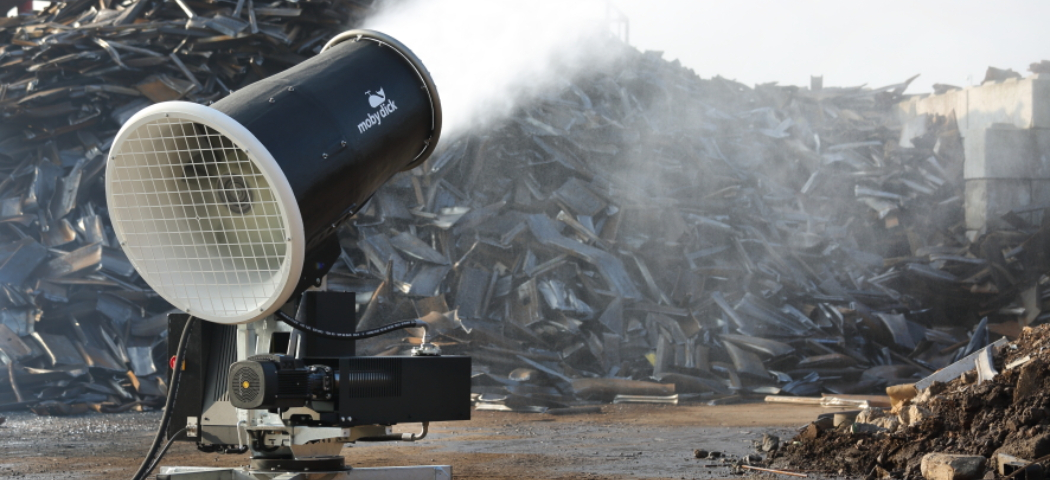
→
(107, 118, 291, 320)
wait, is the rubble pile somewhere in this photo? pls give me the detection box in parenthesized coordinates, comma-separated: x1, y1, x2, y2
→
(0, 0, 375, 412)
(770, 324, 1050, 479)
(339, 47, 1050, 410)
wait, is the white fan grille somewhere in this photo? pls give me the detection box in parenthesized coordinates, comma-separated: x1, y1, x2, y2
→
(107, 117, 291, 321)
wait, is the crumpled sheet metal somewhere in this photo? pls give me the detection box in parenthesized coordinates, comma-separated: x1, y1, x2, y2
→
(334, 50, 1050, 411)
(0, 0, 377, 413)
(0, 0, 1043, 413)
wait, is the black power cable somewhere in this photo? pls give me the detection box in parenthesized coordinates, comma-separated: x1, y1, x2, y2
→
(131, 317, 196, 480)
(274, 310, 428, 340)
(144, 426, 188, 477)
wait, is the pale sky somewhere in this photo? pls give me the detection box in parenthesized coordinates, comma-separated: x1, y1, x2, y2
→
(612, 0, 1050, 92)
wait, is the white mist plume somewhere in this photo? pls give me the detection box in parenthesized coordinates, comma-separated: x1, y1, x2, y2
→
(363, 0, 622, 140)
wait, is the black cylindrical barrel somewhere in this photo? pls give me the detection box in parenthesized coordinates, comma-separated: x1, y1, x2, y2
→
(211, 30, 441, 248)
(105, 30, 440, 324)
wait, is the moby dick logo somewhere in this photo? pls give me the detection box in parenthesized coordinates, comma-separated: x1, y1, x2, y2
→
(358, 87, 398, 134)
(367, 88, 386, 108)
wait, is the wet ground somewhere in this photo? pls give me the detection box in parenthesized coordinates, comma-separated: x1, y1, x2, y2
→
(0, 403, 819, 479)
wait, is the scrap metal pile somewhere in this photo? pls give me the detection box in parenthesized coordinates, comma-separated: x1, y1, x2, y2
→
(0, 0, 374, 413)
(342, 54, 1050, 410)
(0, 0, 1047, 415)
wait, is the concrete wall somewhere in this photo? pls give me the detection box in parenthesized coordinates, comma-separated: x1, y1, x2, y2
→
(964, 124, 1045, 179)
(896, 75, 1050, 234)
(896, 74, 1050, 132)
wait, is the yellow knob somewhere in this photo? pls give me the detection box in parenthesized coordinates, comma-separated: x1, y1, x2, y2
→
(242, 381, 250, 389)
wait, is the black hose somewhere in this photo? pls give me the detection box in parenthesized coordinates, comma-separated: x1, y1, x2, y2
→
(274, 310, 428, 340)
(131, 317, 196, 480)
(144, 426, 188, 477)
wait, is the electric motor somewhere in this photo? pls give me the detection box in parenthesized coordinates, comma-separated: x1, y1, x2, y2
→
(229, 354, 333, 410)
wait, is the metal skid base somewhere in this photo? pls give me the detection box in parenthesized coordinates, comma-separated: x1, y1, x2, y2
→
(158, 465, 452, 480)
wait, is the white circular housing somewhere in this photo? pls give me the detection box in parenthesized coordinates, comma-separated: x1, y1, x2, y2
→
(106, 102, 305, 324)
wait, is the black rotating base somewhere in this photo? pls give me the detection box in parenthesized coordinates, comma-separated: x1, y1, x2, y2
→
(250, 456, 347, 472)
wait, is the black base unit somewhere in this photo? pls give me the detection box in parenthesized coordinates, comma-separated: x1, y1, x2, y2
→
(167, 314, 237, 443)
(331, 355, 470, 426)
(167, 311, 471, 447)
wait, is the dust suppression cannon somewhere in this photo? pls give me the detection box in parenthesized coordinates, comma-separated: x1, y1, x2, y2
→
(105, 30, 470, 480)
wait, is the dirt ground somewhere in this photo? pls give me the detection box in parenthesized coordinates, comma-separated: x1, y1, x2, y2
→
(0, 403, 820, 480)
